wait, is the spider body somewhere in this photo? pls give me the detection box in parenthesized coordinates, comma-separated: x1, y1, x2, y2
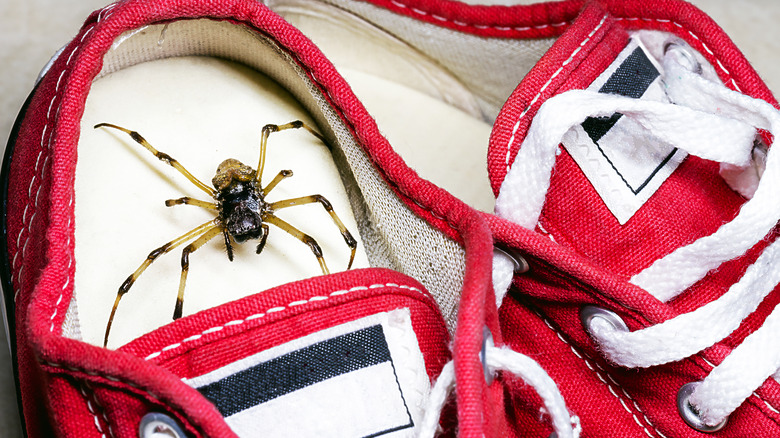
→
(214, 159, 268, 244)
(96, 121, 357, 347)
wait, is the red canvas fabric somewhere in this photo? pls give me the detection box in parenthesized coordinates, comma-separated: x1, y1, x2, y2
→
(2, 0, 510, 436)
(360, 0, 585, 39)
(15, 0, 780, 436)
(488, 0, 780, 436)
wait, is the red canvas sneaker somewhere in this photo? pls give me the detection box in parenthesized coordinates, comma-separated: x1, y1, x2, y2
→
(488, 0, 780, 436)
(0, 0, 532, 436)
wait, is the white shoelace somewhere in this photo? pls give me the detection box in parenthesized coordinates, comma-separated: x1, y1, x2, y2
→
(494, 44, 780, 428)
(419, 337, 580, 438)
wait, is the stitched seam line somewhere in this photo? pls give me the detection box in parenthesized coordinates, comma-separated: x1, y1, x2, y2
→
(78, 381, 115, 438)
(614, 17, 741, 92)
(504, 14, 608, 174)
(49, 194, 74, 332)
(78, 383, 106, 438)
(44, 359, 162, 401)
(14, 5, 116, 332)
(41, 283, 424, 438)
(761, 396, 780, 416)
(25, 5, 459, 337)
(22, 6, 449, 418)
(44, 359, 214, 437)
(505, 12, 774, 421)
(295, 58, 462, 232)
(143, 282, 423, 361)
(537, 312, 665, 438)
(503, 15, 742, 175)
(388, 0, 570, 32)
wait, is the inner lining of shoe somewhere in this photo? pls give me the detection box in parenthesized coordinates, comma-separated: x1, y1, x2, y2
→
(69, 19, 466, 348)
(269, 0, 558, 122)
(266, 0, 559, 211)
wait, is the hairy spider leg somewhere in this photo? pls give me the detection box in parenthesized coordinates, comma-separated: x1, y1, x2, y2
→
(165, 197, 218, 209)
(175, 225, 224, 320)
(103, 220, 217, 347)
(263, 214, 330, 275)
(94, 123, 216, 197)
(256, 120, 327, 186)
(270, 195, 358, 270)
(163, 197, 229, 258)
(261, 169, 293, 197)
(255, 223, 270, 254)
(223, 229, 235, 262)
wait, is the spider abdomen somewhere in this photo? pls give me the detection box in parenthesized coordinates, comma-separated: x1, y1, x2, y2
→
(219, 179, 267, 243)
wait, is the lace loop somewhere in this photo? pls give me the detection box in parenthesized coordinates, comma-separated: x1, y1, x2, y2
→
(419, 337, 579, 438)
(494, 89, 756, 232)
(485, 343, 581, 438)
(494, 41, 780, 429)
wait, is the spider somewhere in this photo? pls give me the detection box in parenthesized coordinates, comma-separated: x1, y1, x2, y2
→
(95, 120, 358, 347)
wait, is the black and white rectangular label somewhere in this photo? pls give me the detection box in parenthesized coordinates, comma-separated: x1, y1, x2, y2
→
(562, 38, 686, 224)
(185, 309, 429, 438)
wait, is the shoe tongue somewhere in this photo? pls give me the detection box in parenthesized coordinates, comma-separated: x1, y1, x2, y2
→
(120, 268, 448, 438)
(489, 7, 752, 309)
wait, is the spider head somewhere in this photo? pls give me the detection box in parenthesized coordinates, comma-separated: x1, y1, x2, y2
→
(212, 159, 255, 191)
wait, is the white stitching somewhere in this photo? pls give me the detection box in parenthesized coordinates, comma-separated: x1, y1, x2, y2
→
(143, 282, 423, 361)
(50, 193, 74, 332)
(504, 15, 744, 176)
(615, 18, 741, 92)
(78, 381, 115, 438)
(78, 383, 106, 438)
(500, 11, 778, 426)
(388, 0, 569, 32)
(305, 64, 463, 233)
(14, 2, 114, 315)
(536, 222, 558, 244)
(504, 14, 608, 174)
(37, 3, 117, 318)
(21, 4, 444, 413)
(98, 3, 118, 22)
(760, 397, 780, 416)
(538, 312, 664, 438)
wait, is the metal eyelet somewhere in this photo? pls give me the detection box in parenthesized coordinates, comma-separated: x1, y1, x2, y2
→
(579, 306, 629, 336)
(481, 326, 495, 385)
(495, 247, 530, 274)
(139, 412, 186, 438)
(663, 39, 703, 75)
(677, 382, 728, 433)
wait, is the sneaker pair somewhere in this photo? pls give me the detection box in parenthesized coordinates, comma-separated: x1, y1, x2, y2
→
(4, 0, 780, 437)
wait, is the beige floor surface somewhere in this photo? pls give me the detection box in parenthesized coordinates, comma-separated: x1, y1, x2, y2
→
(0, 0, 778, 436)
